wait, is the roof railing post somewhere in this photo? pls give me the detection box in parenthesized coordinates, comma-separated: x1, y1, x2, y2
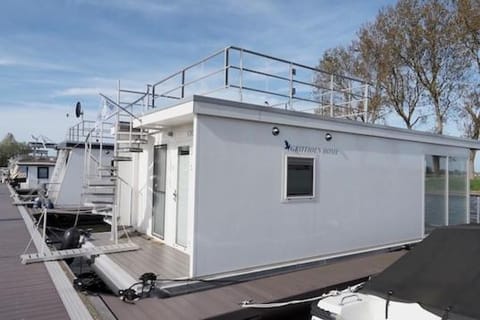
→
(289, 63, 295, 109)
(152, 85, 156, 109)
(224, 47, 229, 88)
(239, 48, 244, 102)
(348, 81, 352, 117)
(329, 74, 334, 117)
(363, 83, 369, 122)
(181, 70, 186, 99)
(145, 84, 151, 113)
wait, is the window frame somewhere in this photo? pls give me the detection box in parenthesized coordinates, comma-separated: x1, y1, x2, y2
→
(283, 154, 316, 201)
(37, 166, 49, 179)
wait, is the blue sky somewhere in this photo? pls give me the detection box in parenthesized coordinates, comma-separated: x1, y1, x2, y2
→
(0, 0, 397, 142)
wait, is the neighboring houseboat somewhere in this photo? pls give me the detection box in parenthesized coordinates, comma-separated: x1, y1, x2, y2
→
(8, 138, 57, 191)
(84, 47, 479, 280)
(9, 156, 56, 190)
(47, 119, 114, 209)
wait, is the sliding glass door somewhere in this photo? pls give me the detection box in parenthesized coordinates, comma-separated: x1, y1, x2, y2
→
(448, 157, 468, 225)
(424, 155, 468, 234)
(425, 155, 447, 234)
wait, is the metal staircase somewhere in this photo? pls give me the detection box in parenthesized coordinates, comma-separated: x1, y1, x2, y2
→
(82, 90, 149, 242)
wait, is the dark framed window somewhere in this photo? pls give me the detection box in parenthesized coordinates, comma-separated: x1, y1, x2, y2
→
(285, 156, 315, 199)
(37, 167, 49, 179)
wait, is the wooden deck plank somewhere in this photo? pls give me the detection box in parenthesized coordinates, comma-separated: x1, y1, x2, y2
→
(0, 184, 70, 320)
(91, 232, 189, 279)
(100, 249, 405, 319)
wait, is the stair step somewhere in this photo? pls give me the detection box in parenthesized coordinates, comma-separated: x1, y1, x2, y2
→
(98, 175, 117, 179)
(87, 183, 116, 187)
(98, 166, 117, 171)
(113, 156, 132, 161)
(117, 147, 143, 153)
(83, 192, 115, 196)
(118, 122, 142, 131)
(116, 139, 148, 144)
(89, 200, 114, 205)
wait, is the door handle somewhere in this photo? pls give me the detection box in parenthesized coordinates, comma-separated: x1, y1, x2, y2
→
(173, 190, 177, 201)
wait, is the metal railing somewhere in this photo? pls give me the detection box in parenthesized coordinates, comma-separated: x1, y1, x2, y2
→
(112, 46, 371, 121)
(66, 119, 115, 143)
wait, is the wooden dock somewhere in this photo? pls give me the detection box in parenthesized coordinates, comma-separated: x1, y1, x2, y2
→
(0, 184, 70, 320)
(1, 182, 407, 319)
(98, 247, 405, 319)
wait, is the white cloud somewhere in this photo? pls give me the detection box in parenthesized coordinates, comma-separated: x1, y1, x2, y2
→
(73, 0, 180, 15)
(54, 87, 116, 97)
(0, 56, 76, 72)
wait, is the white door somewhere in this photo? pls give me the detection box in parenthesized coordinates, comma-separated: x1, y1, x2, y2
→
(176, 146, 190, 247)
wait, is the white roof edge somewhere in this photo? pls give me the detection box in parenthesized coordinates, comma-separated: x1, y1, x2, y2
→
(191, 95, 480, 150)
(134, 100, 194, 127)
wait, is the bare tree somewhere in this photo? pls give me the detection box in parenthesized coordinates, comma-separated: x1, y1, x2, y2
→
(357, 12, 426, 129)
(456, 0, 480, 177)
(392, 0, 470, 134)
(315, 45, 383, 123)
(460, 91, 480, 177)
(457, 0, 480, 72)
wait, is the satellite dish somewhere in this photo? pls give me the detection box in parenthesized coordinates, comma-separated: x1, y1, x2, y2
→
(75, 102, 83, 118)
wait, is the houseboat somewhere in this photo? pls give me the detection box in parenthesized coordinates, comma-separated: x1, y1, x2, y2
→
(9, 156, 56, 191)
(83, 46, 479, 282)
(47, 118, 115, 209)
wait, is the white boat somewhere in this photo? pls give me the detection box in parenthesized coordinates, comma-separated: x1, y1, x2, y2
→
(312, 225, 480, 320)
(312, 289, 441, 320)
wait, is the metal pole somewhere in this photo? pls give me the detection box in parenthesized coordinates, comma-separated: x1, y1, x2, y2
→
(181, 70, 185, 99)
(152, 85, 156, 109)
(112, 80, 120, 244)
(329, 74, 334, 117)
(41, 207, 47, 255)
(445, 157, 449, 226)
(239, 49, 243, 102)
(99, 122, 103, 178)
(288, 63, 294, 109)
(363, 84, 369, 121)
(224, 47, 229, 88)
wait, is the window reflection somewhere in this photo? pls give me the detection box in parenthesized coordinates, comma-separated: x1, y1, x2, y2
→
(424, 155, 468, 235)
(448, 157, 468, 225)
(425, 155, 447, 234)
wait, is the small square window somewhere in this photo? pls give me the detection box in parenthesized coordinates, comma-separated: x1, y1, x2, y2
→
(37, 167, 49, 179)
(285, 156, 315, 199)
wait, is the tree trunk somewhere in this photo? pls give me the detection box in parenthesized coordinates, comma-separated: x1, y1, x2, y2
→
(435, 113, 443, 135)
(469, 149, 476, 179)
